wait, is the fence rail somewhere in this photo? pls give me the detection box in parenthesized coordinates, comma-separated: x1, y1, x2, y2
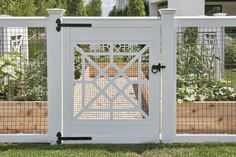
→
(0, 8, 235, 144)
(174, 14, 236, 142)
(0, 17, 48, 27)
(175, 16, 236, 27)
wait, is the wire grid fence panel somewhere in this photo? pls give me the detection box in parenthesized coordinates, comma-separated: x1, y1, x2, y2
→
(0, 27, 47, 134)
(73, 43, 150, 120)
(176, 26, 236, 134)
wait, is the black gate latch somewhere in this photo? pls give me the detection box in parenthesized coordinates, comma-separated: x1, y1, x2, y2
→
(151, 63, 166, 74)
(56, 132, 92, 145)
(56, 19, 92, 32)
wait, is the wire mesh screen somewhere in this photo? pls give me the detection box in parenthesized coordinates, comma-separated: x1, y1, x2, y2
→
(0, 27, 47, 134)
(176, 27, 236, 134)
(73, 43, 150, 120)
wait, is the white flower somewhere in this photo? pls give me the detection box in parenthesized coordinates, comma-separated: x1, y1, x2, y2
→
(184, 95, 196, 101)
(228, 87, 234, 93)
(2, 65, 15, 75)
(199, 94, 208, 101)
(186, 86, 195, 94)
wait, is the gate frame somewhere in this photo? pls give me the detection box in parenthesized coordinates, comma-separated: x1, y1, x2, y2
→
(0, 8, 235, 144)
(61, 17, 162, 144)
(0, 14, 50, 144)
(46, 8, 178, 144)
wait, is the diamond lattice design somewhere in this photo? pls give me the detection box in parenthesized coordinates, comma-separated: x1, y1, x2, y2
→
(105, 66, 118, 77)
(114, 77, 128, 90)
(113, 95, 134, 109)
(105, 85, 118, 99)
(95, 77, 108, 89)
(74, 43, 150, 120)
(88, 95, 110, 109)
(84, 83, 98, 105)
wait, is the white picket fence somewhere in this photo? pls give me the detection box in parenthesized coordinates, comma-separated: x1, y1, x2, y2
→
(0, 8, 235, 144)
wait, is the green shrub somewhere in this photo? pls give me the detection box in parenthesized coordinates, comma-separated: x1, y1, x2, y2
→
(19, 50, 47, 101)
(177, 42, 236, 102)
(127, 0, 146, 16)
(74, 50, 82, 79)
(183, 27, 198, 47)
(0, 52, 25, 100)
(177, 75, 236, 102)
(225, 43, 236, 68)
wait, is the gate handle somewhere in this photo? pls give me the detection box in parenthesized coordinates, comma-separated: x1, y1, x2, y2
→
(151, 63, 166, 74)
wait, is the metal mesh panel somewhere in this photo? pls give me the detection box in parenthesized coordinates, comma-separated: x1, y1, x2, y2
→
(177, 27, 236, 134)
(0, 27, 47, 134)
(73, 43, 150, 120)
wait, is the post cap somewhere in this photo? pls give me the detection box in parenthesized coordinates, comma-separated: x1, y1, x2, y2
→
(159, 8, 177, 16)
(47, 8, 66, 16)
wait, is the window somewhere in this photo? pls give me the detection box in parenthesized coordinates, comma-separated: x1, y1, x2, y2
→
(205, 5, 222, 16)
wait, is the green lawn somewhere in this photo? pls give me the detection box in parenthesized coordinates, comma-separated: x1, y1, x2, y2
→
(225, 69, 236, 87)
(0, 143, 236, 157)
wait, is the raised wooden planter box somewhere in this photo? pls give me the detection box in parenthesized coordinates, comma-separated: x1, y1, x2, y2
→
(0, 101, 47, 134)
(0, 101, 235, 134)
(177, 101, 236, 134)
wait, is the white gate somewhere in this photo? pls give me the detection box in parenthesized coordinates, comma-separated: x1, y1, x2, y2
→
(62, 18, 161, 143)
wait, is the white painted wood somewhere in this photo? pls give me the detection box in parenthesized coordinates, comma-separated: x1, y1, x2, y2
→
(0, 17, 48, 27)
(47, 8, 65, 145)
(63, 17, 159, 28)
(159, 9, 177, 144)
(149, 17, 161, 143)
(0, 134, 49, 143)
(62, 28, 73, 139)
(63, 18, 161, 143)
(0, 9, 236, 144)
(0, 13, 50, 144)
(174, 14, 236, 143)
(63, 135, 158, 144)
(175, 134, 236, 143)
(175, 16, 236, 27)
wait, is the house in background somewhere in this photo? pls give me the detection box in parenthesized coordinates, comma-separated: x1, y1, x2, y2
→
(149, 0, 236, 78)
(116, 0, 234, 78)
(116, 0, 128, 11)
(149, 0, 236, 16)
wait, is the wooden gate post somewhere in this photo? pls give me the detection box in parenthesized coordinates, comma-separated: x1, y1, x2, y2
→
(47, 8, 65, 144)
(159, 8, 177, 143)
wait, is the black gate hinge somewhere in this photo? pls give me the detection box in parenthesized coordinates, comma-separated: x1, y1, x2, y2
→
(56, 19, 92, 32)
(56, 132, 92, 145)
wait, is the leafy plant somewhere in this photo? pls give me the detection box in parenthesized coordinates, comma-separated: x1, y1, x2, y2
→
(177, 41, 236, 102)
(177, 75, 236, 102)
(0, 52, 25, 100)
(177, 44, 218, 77)
(183, 27, 198, 47)
(74, 50, 82, 79)
(127, 0, 146, 16)
(19, 50, 47, 101)
(225, 42, 236, 68)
